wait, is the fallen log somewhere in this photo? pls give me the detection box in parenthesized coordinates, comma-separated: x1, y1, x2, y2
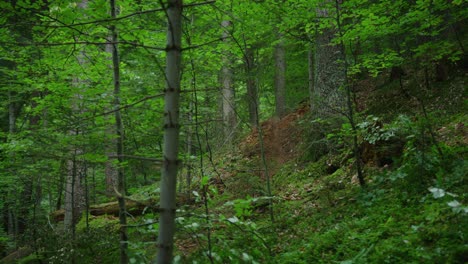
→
(0, 247, 34, 263)
(50, 198, 155, 222)
(50, 192, 195, 222)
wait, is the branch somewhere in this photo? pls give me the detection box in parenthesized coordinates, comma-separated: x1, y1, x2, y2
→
(184, 0, 216, 8)
(97, 93, 165, 118)
(108, 154, 164, 163)
(34, 1, 215, 29)
(0, 41, 166, 51)
(182, 37, 224, 51)
(45, 8, 166, 28)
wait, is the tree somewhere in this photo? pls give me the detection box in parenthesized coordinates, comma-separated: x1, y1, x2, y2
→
(311, 1, 346, 118)
(63, 0, 88, 240)
(245, 46, 259, 127)
(274, 33, 286, 118)
(155, 0, 183, 262)
(221, 20, 237, 143)
(108, 0, 128, 262)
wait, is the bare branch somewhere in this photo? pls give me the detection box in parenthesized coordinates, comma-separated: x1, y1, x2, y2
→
(108, 154, 164, 163)
(0, 41, 167, 51)
(182, 37, 224, 51)
(99, 93, 165, 117)
(184, 0, 216, 8)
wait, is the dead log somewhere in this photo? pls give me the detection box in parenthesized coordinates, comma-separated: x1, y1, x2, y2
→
(50, 192, 195, 222)
(0, 247, 34, 263)
(50, 198, 155, 222)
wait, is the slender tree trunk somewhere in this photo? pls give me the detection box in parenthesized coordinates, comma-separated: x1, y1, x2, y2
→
(274, 34, 286, 118)
(64, 0, 88, 245)
(56, 160, 66, 211)
(245, 47, 259, 128)
(7, 90, 16, 238)
(221, 20, 237, 143)
(8, 90, 16, 134)
(185, 99, 193, 195)
(108, 0, 128, 263)
(155, 0, 182, 263)
(64, 149, 83, 237)
(334, 0, 365, 186)
(308, 43, 315, 111)
(7, 209, 15, 237)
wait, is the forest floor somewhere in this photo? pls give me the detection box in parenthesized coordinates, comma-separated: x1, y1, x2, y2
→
(175, 74, 467, 263)
(6, 74, 467, 263)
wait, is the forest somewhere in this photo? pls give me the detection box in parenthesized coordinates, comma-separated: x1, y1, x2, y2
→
(0, 0, 467, 263)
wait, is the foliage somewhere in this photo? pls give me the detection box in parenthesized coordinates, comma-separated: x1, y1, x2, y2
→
(0, 0, 466, 263)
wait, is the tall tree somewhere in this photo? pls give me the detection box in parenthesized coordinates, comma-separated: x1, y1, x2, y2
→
(108, 0, 128, 262)
(64, 0, 88, 240)
(245, 46, 259, 127)
(274, 33, 286, 118)
(155, 0, 183, 262)
(221, 20, 237, 143)
(311, 1, 346, 118)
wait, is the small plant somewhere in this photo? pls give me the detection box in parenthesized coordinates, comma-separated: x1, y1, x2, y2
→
(357, 115, 397, 144)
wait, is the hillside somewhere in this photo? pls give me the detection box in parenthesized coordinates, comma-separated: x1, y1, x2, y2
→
(160, 76, 467, 263)
(0, 1, 466, 263)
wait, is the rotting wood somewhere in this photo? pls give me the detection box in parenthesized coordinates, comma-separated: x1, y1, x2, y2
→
(50, 198, 154, 222)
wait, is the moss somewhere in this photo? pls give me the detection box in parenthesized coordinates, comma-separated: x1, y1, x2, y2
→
(76, 214, 120, 233)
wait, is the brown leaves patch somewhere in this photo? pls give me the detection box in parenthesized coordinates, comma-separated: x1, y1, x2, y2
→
(239, 105, 309, 176)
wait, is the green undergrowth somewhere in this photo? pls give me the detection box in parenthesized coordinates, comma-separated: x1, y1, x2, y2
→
(272, 160, 467, 263)
(270, 117, 467, 263)
(16, 80, 466, 264)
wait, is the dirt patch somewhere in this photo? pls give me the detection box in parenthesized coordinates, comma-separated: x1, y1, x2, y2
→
(239, 105, 309, 175)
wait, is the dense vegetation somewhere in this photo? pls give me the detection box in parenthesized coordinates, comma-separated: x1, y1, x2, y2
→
(0, 0, 466, 263)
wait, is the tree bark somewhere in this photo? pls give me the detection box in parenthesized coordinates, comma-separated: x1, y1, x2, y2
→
(245, 47, 259, 128)
(155, 0, 183, 263)
(312, 5, 346, 118)
(308, 43, 315, 111)
(274, 34, 286, 118)
(64, 0, 88, 240)
(7, 90, 17, 238)
(109, 0, 128, 263)
(64, 150, 84, 235)
(221, 20, 237, 143)
(333, 0, 365, 186)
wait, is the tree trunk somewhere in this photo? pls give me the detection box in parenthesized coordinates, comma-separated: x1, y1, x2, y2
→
(221, 20, 237, 143)
(64, 151, 83, 235)
(64, 0, 88, 242)
(274, 34, 286, 118)
(308, 43, 315, 111)
(333, 0, 365, 186)
(155, 0, 182, 263)
(245, 47, 259, 128)
(109, 0, 128, 263)
(312, 5, 346, 118)
(7, 90, 17, 237)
